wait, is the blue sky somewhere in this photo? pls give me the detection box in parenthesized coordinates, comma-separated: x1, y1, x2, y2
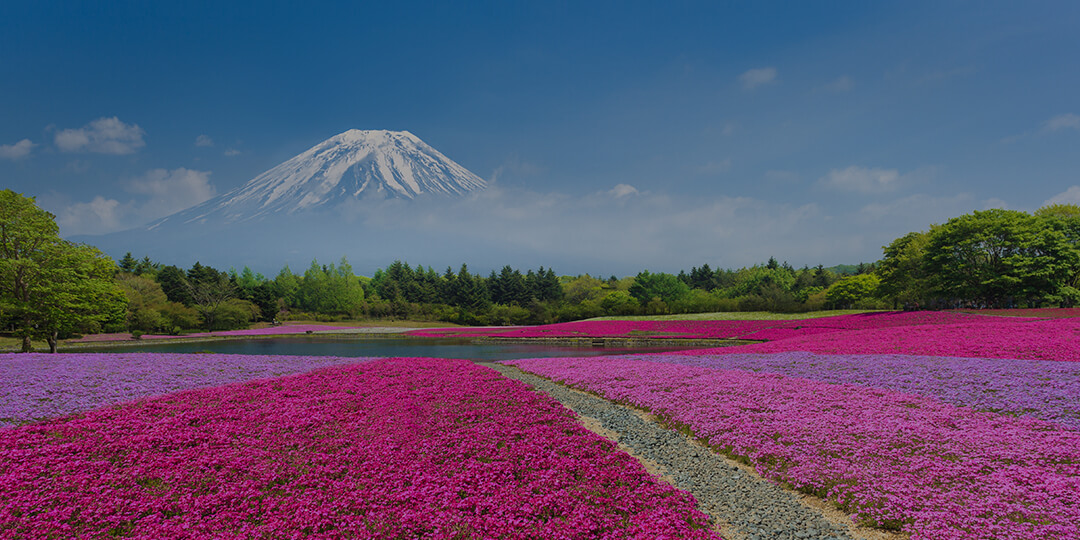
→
(2, 1, 1079, 272)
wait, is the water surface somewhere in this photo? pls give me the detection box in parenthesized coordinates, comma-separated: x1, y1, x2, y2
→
(69, 336, 698, 362)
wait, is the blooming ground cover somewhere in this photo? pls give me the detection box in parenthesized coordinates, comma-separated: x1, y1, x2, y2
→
(0, 357, 720, 539)
(954, 307, 1080, 318)
(506, 356, 1080, 539)
(694, 316, 1080, 362)
(638, 351, 1080, 430)
(0, 353, 366, 428)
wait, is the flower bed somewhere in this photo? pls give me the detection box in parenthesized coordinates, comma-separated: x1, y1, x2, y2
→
(691, 317, 1080, 362)
(507, 357, 1080, 539)
(0, 353, 366, 428)
(638, 351, 1080, 430)
(0, 357, 719, 539)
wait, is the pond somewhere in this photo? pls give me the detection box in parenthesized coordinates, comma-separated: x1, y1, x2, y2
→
(66, 336, 701, 362)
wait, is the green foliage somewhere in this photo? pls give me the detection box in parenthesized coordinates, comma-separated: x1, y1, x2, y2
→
(296, 258, 365, 316)
(876, 231, 931, 307)
(211, 298, 260, 330)
(925, 209, 1066, 305)
(826, 274, 881, 308)
(0, 190, 127, 352)
(628, 271, 690, 305)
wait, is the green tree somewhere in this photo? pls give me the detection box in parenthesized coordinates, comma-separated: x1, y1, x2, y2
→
(628, 271, 691, 305)
(876, 230, 932, 307)
(826, 274, 881, 309)
(925, 209, 1061, 306)
(0, 190, 126, 352)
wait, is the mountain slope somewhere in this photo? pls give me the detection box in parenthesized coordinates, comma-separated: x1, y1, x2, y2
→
(148, 129, 485, 228)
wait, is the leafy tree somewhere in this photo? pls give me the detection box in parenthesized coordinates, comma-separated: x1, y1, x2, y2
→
(876, 231, 932, 307)
(628, 271, 690, 305)
(272, 265, 300, 308)
(117, 273, 169, 332)
(185, 264, 235, 330)
(925, 209, 1060, 305)
(156, 265, 192, 305)
(118, 252, 137, 273)
(826, 274, 881, 309)
(0, 190, 126, 352)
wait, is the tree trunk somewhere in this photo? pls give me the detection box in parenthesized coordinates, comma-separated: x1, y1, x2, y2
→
(47, 331, 58, 353)
(21, 335, 31, 353)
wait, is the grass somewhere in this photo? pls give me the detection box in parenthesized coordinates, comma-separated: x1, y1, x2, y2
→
(587, 309, 881, 321)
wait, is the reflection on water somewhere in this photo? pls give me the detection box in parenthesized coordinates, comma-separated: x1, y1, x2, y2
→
(68, 336, 698, 362)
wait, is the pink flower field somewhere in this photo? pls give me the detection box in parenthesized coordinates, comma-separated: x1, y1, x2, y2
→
(507, 356, 1080, 539)
(0, 357, 719, 539)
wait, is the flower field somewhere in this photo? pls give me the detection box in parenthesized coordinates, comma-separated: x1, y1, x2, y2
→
(648, 351, 1080, 429)
(506, 356, 1080, 539)
(0, 357, 719, 539)
(6, 309, 1080, 539)
(0, 353, 366, 428)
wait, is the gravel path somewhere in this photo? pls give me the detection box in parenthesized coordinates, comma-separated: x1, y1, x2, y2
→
(491, 364, 869, 540)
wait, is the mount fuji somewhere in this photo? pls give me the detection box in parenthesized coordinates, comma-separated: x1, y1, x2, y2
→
(147, 129, 486, 229)
(78, 130, 512, 273)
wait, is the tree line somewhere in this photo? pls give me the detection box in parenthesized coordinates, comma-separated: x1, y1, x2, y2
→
(874, 205, 1080, 309)
(20, 189, 1080, 350)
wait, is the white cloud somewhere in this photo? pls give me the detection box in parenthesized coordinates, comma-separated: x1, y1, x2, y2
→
(608, 184, 639, 198)
(55, 117, 146, 154)
(55, 168, 215, 235)
(1045, 186, 1080, 206)
(127, 168, 217, 218)
(695, 159, 731, 175)
(224, 148, 240, 156)
(738, 67, 777, 90)
(0, 139, 35, 160)
(857, 193, 1010, 229)
(721, 122, 736, 136)
(195, 134, 214, 147)
(822, 75, 853, 92)
(56, 196, 130, 236)
(1043, 113, 1080, 132)
(819, 166, 902, 193)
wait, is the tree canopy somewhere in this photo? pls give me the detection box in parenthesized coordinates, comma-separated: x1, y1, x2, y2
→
(0, 190, 126, 352)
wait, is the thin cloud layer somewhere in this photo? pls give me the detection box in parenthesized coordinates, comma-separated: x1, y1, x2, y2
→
(56, 168, 215, 235)
(0, 139, 35, 160)
(1045, 186, 1080, 206)
(738, 67, 777, 90)
(1043, 113, 1080, 132)
(329, 185, 901, 271)
(819, 166, 902, 193)
(55, 117, 146, 154)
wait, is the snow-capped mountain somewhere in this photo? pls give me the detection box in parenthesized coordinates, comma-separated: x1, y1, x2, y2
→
(147, 129, 485, 228)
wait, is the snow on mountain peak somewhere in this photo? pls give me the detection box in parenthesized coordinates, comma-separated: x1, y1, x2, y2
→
(155, 129, 486, 227)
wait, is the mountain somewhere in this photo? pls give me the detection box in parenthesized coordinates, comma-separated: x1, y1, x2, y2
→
(146, 129, 486, 229)
(78, 129, 501, 272)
